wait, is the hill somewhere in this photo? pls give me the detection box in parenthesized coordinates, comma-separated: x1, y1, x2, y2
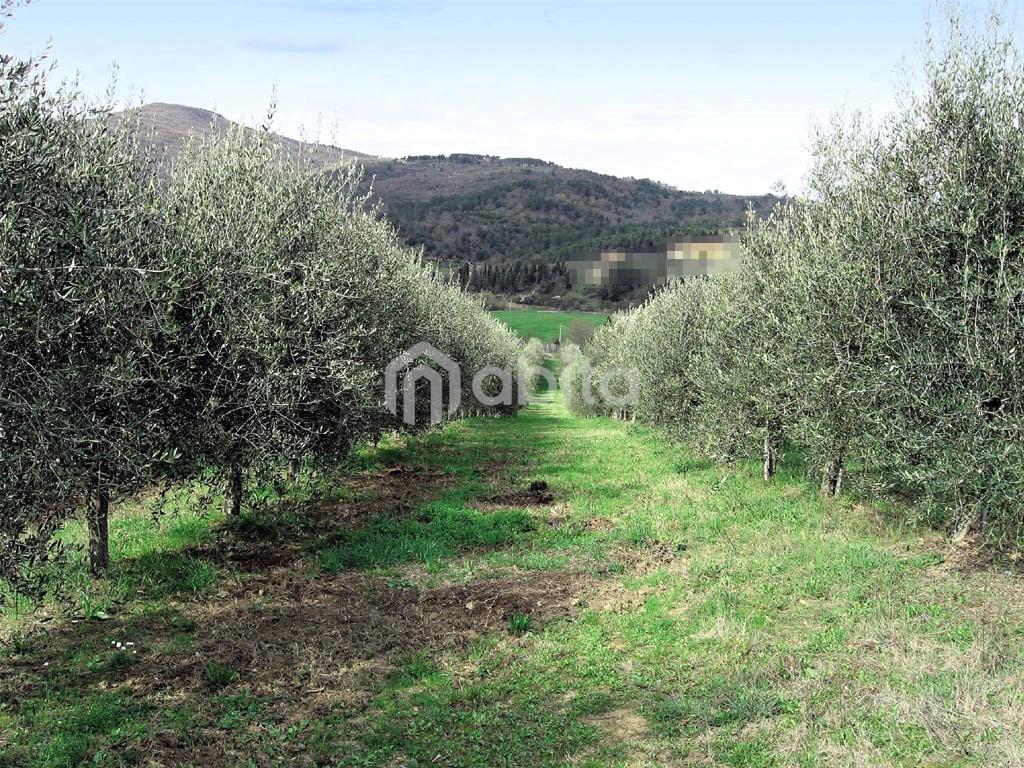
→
(120, 104, 778, 269)
(356, 153, 777, 264)
(113, 102, 370, 171)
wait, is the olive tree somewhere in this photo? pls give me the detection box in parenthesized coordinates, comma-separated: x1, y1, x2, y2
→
(760, 11, 1024, 518)
(0, 57, 186, 589)
(1, 62, 530, 606)
(849, 14, 1024, 536)
(518, 337, 547, 397)
(594, 11, 1024, 537)
(686, 268, 791, 479)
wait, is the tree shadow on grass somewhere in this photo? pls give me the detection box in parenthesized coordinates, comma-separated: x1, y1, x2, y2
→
(0, 407, 612, 767)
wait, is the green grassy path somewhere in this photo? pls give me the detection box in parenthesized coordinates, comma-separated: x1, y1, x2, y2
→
(3, 394, 1023, 766)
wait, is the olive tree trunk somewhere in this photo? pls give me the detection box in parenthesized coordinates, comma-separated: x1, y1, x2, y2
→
(226, 461, 243, 517)
(87, 488, 110, 577)
(820, 453, 844, 498)
(762, 429, 779, 482)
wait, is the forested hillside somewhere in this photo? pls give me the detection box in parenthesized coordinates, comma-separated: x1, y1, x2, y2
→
(121, 104, 777, 266)
(355, 153, 778, 263)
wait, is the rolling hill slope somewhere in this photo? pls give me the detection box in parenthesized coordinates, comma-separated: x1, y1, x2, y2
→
(114, 102, 371, 170)
(120, 103, 779, 266)
(356, 153, 776, 263)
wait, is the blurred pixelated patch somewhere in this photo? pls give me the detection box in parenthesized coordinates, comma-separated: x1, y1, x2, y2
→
(568, 234, 741, 289)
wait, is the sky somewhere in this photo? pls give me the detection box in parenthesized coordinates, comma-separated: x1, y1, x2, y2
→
(2, 0, 1018, 194)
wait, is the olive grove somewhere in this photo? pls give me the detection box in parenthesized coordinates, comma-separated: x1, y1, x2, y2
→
(569, 14, 1024, 543)
(0, 52, 521, 602)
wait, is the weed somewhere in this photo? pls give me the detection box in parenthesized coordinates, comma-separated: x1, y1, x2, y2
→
(509, 613, 534, 635)
(204, 662, 240, 690)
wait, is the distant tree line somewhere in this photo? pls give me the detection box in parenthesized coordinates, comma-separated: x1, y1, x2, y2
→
(453, 260, 572, 295)
(565, 14, 1024, 545)
(400, 154, 554, 167)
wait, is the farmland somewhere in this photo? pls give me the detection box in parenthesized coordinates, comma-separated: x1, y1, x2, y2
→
(3, 390, 1022, 766)
(492, 309, 607, 343)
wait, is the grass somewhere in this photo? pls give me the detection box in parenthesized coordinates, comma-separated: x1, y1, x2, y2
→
(493, 307, 606, 342)
(204, 662, 240, 690)
(2, 390, 1024, 766)
(315, 501, 535, 571)
(509, 613, 534, 635)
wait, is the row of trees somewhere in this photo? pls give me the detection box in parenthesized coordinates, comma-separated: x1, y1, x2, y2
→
(457, 259, 571, 295)
(566, 15, 1024, 543)
(0, 50, 521, 602)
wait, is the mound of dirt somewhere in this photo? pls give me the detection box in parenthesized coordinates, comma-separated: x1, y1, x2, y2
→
(477, 480, 555, 510)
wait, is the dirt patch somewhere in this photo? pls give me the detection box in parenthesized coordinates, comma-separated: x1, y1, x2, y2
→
(545, 504, 572, 528)
(145, 567, 592, 758)
(475, 480, 555, 511)
(180, 567, 586, 697)
(2, 564, 601, 765)
(927, 532, 1024, 576)
(583, 577, 669, 615)
(187, 539, 303, 570)
(585, 705, 649, 742)
(610, 541, 687, 576)
(179, 466, 462, 573)
(9, 568, 591, 705)
(580, 705, 674, 768)
(314, 466, 455, 529)
(584, 517, 615, 533)
(479, 459, 512, 476)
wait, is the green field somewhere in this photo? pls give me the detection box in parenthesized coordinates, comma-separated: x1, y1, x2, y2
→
(493, 308, 606, 343)
(3, 390, 1022, 767)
